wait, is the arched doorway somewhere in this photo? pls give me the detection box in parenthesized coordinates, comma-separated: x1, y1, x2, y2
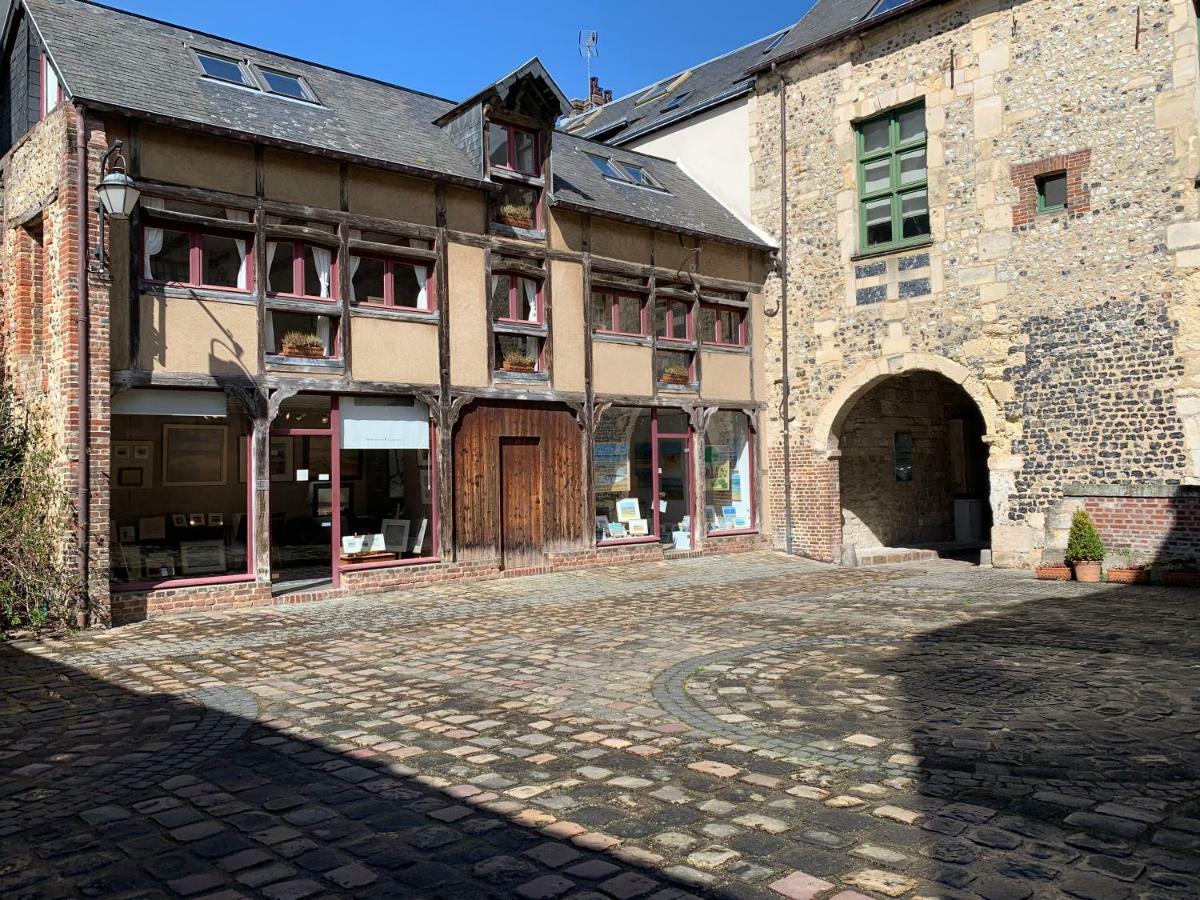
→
(832, 370, 992, 562)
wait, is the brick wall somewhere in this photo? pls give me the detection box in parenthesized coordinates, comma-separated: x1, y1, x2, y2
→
(1081, 491, 1200, 566)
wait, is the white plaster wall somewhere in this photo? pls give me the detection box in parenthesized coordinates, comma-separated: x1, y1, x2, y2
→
(625, 98, 754, 224)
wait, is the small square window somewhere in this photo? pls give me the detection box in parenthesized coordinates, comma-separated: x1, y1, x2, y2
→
(259, 68, 313, 101)
(196, 51, 254, 87)
(1037, 172, 1068, 213)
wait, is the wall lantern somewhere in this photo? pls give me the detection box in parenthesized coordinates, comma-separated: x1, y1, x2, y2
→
(92, 140, 140, 271)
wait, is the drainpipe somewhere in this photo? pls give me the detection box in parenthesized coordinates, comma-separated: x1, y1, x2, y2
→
(769, 64, 794, 555)
(74, 103, 90, 628)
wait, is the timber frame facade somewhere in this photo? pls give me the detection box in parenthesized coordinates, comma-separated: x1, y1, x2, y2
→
(0, 0, 772, 623)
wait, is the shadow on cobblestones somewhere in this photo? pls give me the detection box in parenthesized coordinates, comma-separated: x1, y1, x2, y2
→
(894, 586, 1200, 898)
(0, 642, 719, 899)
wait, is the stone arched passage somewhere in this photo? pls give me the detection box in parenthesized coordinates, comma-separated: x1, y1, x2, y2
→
(812, 354, 1001, 562)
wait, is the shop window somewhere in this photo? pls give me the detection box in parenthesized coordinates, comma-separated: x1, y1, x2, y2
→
(267, 241, 336, 300)
(1037, 171, 1067, 213)
(142, 200, 253, 290)
(268, 311, 340, 360)
(699, 303, 746, 347)
(350, 255, 432, 310)
(110, 394, 251, 587)
(704, 412, 754, 533)
(594, 407, 654, 543)
(591, 290, 647, 336)
(857, 102, 929, 253)
(488, 121, 539, 175)
(340, 398, 436, 565)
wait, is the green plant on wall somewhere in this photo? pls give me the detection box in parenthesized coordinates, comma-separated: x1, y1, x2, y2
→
(1065, 509, 1105, 563)
(0, 384, 80, 632)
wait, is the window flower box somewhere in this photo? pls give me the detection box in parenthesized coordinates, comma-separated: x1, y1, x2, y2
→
(280, 331, 326, 358)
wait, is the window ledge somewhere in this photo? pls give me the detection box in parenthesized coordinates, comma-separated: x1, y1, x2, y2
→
(491, 168, 544, 188)
(494, 370, 550, 384)
(266, 296, 342, 315)
(490, 222, 546, 242)
(658, 382, 698, 393)
(701, 344, 750, 355)
(597, 537, 661, 548)
(593, 332, 651, 347)
(351, 305, 440, 324)
(265, 354, 345, 372)
(707, 528, 759, 538)
(850, 239, 933, 263)
(494, 321, 548, 337)
(139, 282, 258, 304)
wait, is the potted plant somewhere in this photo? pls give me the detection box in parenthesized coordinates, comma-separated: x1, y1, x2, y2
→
(501, 349, 537, 373)
(659, 364, 692, 386)
(496, 201, 534, 230)
(1163, 558, 1200, 587)
(1035, 559, 1072, 581)
(280, 331, 326, 358)
(1064, 509, 1104, 583)
(1099, 554, 1147, 588)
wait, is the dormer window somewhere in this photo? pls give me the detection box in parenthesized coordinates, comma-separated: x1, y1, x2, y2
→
(259, 68, 315, 102)
(195, 50, 255, 87)
(488, 122, 538, 176)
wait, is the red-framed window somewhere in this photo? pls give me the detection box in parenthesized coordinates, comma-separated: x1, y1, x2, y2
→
(488, 121, 540, 176)
(143, 223, 254, 292)
(591, 289, 648, 336)
(491, 272, 542, 325)
(704, 410, 756, 535)
(699, 303, 746, 348)
(268, 310, 342, 360)
(351, 255, 435, 311)
(655, 298, 694, 341)
(39, 54, 63, 120)
(267, 241, 338, 302)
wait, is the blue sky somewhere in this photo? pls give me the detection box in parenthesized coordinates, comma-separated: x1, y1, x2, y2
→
(98, 1, 814, 102)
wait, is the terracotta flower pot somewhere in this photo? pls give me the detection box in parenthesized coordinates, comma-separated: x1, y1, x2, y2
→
(1106, 566, 1149, 585)
(1035, 564, 1072, 581)
(660, 373, 691, 386)
(502, 359, 536, 373)
(1163, 570, 1200, 587)
(1073, 561, 1102, 583)
(282, 345, 325, 358)
(498, 213, 533, 230)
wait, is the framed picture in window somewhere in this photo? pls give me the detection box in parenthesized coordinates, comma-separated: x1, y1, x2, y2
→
(180, 540, 227, 575)
(139, 516, 166, 541)
(163, 425, 227, 486)
(615, 498, 641, 523)
(269, 437, 293, 482)
(381, 518, 410, 554)
(117, 467, 144, 487)
(172, 514, 188, 528)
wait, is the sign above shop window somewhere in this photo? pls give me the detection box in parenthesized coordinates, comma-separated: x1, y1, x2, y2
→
(112, 389, 227, 418)
(340, 397, 429, 450)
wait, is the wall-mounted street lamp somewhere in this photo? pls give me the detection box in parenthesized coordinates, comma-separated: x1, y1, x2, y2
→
(92, 140, 140, 272)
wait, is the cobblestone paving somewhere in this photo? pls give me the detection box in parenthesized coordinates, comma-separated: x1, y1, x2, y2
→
(2, 552, 1198, 899)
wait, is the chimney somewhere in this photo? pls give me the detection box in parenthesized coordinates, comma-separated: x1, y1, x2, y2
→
(570, 76, 612, 115)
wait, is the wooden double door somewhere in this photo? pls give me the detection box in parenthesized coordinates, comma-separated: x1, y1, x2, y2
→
(454, 402, 583, 570)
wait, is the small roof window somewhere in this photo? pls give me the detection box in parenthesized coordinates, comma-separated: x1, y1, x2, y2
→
(636, 81, 670, 105)
(617, 162, 663, 189)
(660, 91, 692, 113)
(588, 154, 626, 180)
(196, 51, 254, 87)
(867, 0, 914, 19)
(762, 31, 787, 54)
(259, 68, 315, 102)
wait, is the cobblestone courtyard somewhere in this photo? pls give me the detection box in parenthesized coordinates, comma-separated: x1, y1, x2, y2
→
(2, 552, 1198, 900)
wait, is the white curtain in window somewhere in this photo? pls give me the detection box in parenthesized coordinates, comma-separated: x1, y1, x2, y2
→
(522, 278, 538, 322)
(316, 316, 332, 355)
(142, 196, 165, 279)
(413, 264, 429, 311)
(348, 229, 362, 302)
(312, 246, 332, 298)
(264, 215, 281, 292)
(225, 208, 251, 289)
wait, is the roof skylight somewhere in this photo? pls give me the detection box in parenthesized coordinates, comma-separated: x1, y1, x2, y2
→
(587, 153, 668, 192)
(587, 154, 626, 179)
(867, 0, 914, 19)
(617, 162, 663, 189)
(660, 91, 692, 112)
(196, 51, 254, 87)
(260, 68, 315, 102)
(762, 31, 787, 54)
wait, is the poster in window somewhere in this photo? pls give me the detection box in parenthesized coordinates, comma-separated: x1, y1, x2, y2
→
(730, 471, 742, 502)
(615, 498, 641, 523)
(269, 437, 294, 482)
(163, 425, 227, 486)
(139, 516, 166, 541)
(594, 442, 630, 491)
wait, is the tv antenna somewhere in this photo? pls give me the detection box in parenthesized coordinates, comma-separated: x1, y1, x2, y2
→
(579, 29, 599, 109)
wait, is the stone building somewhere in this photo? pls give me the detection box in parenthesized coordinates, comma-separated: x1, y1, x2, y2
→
(0, 0, 771, 623)
(580, 0, 1200, 570)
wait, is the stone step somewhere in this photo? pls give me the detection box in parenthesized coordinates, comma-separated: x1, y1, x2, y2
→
(855, 546, 939, 566)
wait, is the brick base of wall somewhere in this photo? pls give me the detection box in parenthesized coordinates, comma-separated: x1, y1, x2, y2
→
(767, 446, 842, 563)
(1077, 486, 1200, 566)
(109, 539, 770, 624)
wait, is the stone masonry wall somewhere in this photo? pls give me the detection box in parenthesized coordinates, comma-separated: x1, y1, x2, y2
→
(751, 0, 1200, 567)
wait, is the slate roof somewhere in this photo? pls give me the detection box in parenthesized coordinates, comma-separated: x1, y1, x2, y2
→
(550, 133, 767, 245)
(17, 0, 767, 247)
(750, 0, 940, 74)
(564, 30, 788, 147)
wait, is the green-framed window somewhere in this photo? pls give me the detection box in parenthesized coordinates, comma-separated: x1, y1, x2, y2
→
(856, 102, 930, 254)
(1036, 172, 1067, 213)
